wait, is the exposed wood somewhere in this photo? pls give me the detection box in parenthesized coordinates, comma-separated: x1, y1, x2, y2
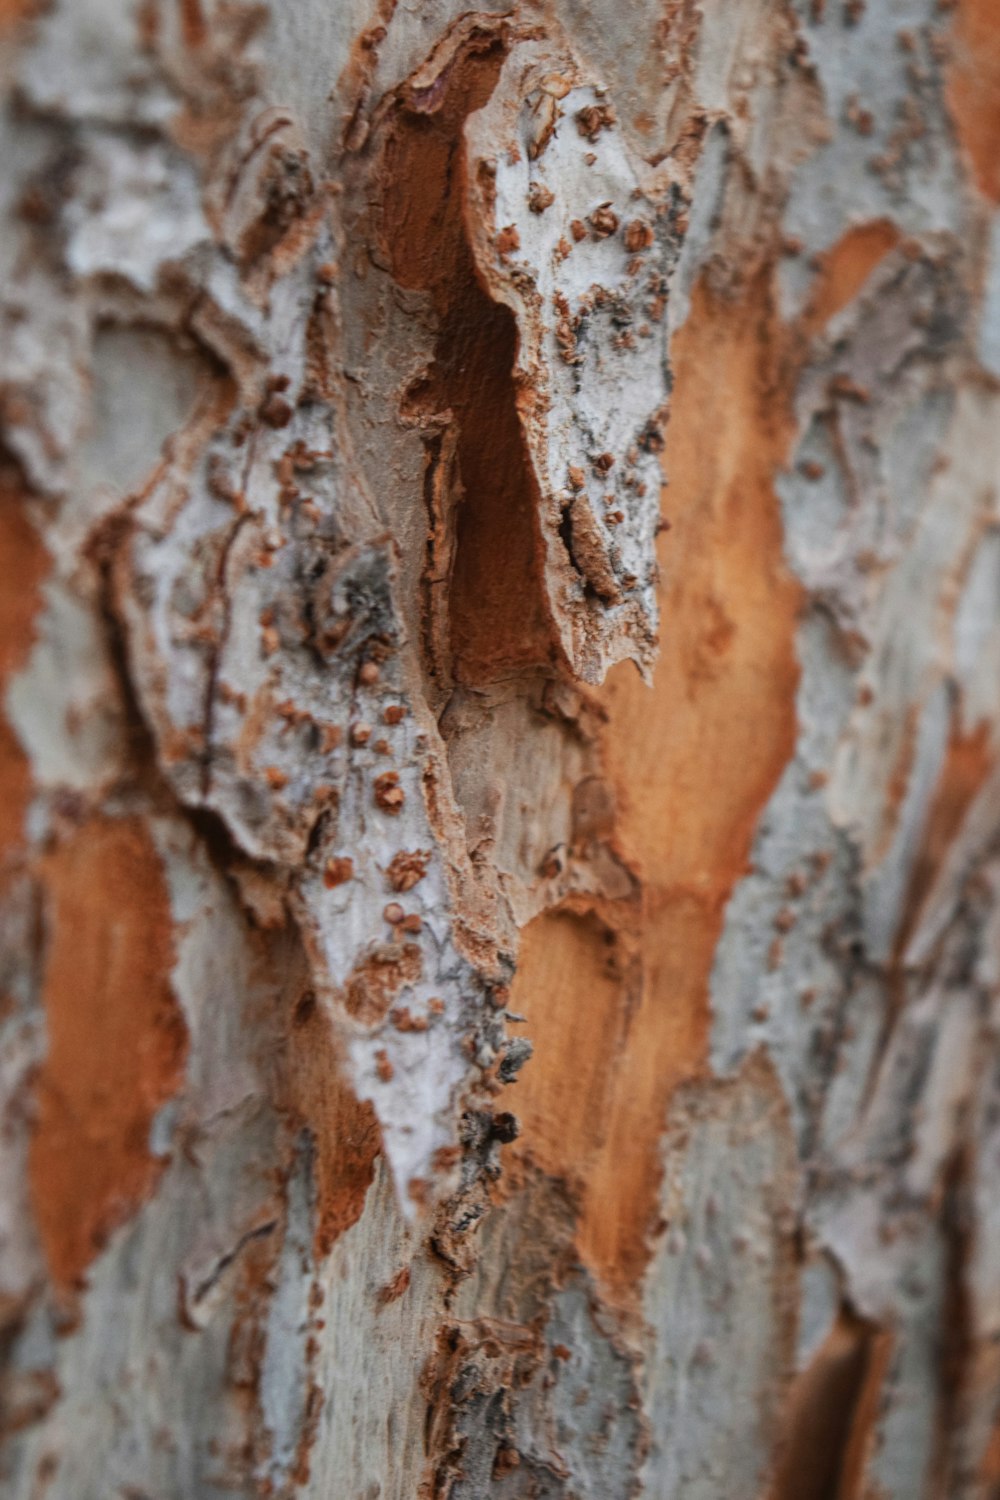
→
(0, 1, 999, 1496)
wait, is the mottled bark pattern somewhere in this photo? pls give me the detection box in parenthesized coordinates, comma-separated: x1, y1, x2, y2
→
(0, 0, 999, 1496)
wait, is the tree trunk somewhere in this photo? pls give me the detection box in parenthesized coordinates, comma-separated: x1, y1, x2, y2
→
(1, 0, 999, 1495)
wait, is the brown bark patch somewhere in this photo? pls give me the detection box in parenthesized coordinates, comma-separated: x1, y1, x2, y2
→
(980, 1401, 1000, 1494)
(825, 1323, 896, 1499)
(804, 220, 902, 332)
(870, 702, 920, 867)
(599, 273, 801, 894)
(286, 990, 380, 1257)
(544, 271, 801, 1299)
(0, 0, 38, 29)
(574, 892, 719, 1296)
(899, 717, 994, 955)
(946, 0, 1000, 203)
(377, 30, 560, 686)
(343, 939, 423, 1026)
(29, 817, 188, 1290)
(505, 908, 631, 1188)
(770, 1309, 893, 1500)
(0, 486, 48, 874)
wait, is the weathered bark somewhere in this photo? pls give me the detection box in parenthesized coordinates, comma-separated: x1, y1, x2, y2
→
(1, 0, 999, 1495)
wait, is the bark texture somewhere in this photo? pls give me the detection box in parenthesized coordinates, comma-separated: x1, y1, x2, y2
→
(1, 0, 999, 1496)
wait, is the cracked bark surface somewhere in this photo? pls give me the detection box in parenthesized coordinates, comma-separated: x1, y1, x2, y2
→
(1, 1, 999, 1496)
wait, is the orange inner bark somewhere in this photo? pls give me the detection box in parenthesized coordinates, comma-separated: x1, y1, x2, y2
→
(0, 489, 47, 874)
(946, 0, 1000, 204)
(379, 37, 559, 686)
(29, 817, 188, 1290)
(804, 219, 902, 332)
(285, 990, 381, 1257)
(769, 1311, 895, 1500)
(898, 718, 994, 957)
(510, 271, 803, 1299)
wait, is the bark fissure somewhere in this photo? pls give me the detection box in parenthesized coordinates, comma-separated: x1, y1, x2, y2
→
(377, 26, 562, 691)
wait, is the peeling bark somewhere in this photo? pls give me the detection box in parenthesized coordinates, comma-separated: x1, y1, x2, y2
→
(1, 0, 999, 1496)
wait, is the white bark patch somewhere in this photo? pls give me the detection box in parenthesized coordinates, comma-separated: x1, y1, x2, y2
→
(121, 403, 509, 1206)
(88, 180, 518, 1204)
(63, 135, 209, 293)
(464, 41, 678, 682)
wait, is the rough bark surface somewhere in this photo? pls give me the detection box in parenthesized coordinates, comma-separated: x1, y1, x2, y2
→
(1, 0, 999, 1496)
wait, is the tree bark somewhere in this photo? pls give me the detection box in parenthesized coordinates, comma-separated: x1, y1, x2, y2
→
(1, 0, 999, 1496)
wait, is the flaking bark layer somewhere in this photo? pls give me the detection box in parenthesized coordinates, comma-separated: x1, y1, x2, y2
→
(0, 1, 999, 1497)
